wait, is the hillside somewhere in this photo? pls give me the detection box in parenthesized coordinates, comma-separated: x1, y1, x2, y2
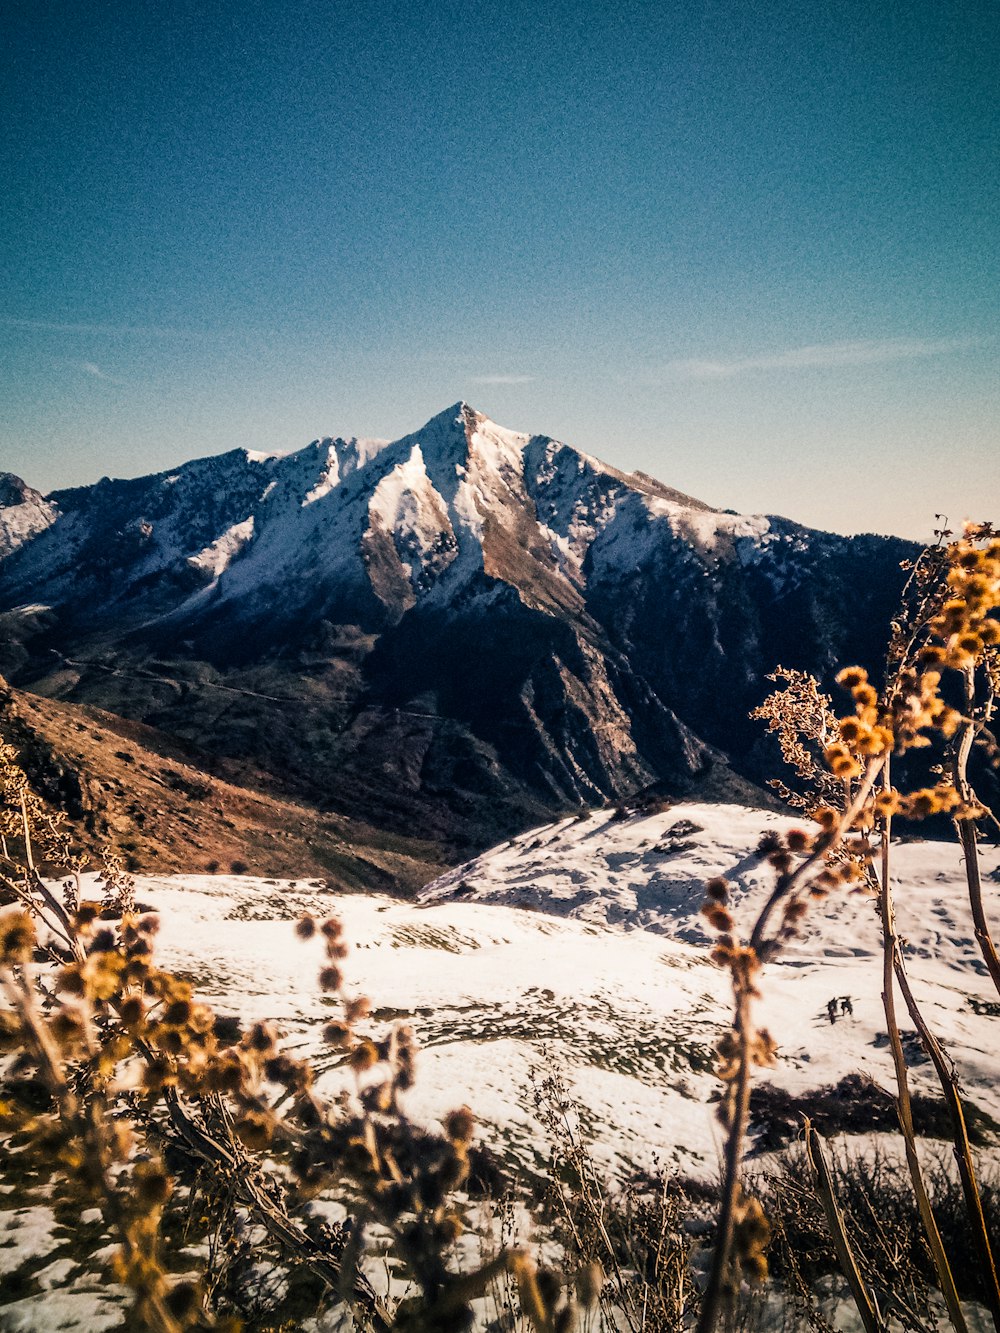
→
(0, 676, 444, 891)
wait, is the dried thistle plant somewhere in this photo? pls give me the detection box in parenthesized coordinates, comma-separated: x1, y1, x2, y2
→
(750, 667, 843, 813)
(699, 523, 1000, 1333)
(97, 846, 137, 916)
(1, 747, 572, 1331)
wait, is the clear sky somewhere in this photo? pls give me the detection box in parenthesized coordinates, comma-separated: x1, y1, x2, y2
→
(2, 0, 997, 540)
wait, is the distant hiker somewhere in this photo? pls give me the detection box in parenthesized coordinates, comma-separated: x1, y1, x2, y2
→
(826, 997, 838, 1024)
(841, 996, 853, 1016)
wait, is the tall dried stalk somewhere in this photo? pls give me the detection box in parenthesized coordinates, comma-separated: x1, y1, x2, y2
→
(699, 524, 1000, 1333)
(874, 539, 1000, 1330)
(877, 756, 969, 1333)
(696, 760, 882, 1333)
(803, 1121, 887, 1333)
(951, 661, 1000, 996)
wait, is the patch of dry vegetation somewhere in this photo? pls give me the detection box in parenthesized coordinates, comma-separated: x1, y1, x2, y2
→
(698, 522, 1000, 1333)
(0, 678, 445, 889)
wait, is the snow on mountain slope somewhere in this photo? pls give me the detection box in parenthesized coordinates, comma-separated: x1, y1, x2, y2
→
(80, 803, 1000, 1182)
(365, 445, 459, 602)
(415, 801, 1000, 1146)
(0, 401, 914, 690)
(187, 516, 256, 579)
(420, 800, 1000, 967)
(0, 403, 791, 630)
(0, 473, 57, 560)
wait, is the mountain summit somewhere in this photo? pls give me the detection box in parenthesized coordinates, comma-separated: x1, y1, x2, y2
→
(0, 472, 57, 561)
(0, 405, 913, 849)
(0, 402, 744, 633)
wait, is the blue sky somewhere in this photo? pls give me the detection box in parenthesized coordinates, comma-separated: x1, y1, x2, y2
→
(1, 0, 997, 539)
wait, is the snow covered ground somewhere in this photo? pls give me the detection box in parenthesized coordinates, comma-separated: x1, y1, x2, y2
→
(138, 801, 999, 1178)
(2, 800, 998, 1329)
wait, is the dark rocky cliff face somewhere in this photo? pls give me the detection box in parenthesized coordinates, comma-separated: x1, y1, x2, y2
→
(0, 405, 916, 851)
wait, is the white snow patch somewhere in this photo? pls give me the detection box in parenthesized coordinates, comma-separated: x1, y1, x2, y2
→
(642, 497, 772, 554)
(303, 443, 342, 506)
(186, 517, 255, 578)
(0, 1207, 59, 1276)
(0, 494, 57, 560)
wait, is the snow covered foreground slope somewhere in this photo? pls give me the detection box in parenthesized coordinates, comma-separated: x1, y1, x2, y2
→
(2, 801, 998, 1331)
(134, 802, 1000, 1175)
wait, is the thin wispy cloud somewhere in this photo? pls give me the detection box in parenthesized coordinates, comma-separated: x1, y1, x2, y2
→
(469, 374, 536, 386)
(3, 316, 206, 339)
(77, 361, 123, 385)
(659, 336, 988, 381)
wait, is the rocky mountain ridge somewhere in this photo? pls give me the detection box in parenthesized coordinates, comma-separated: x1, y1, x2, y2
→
(0, 404, 769, 633)
(0, 404, 915, 853)
(0, 472, 57, 561)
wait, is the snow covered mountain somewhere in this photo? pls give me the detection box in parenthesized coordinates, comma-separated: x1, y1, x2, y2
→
(0, 404, 915, 850)
(0, 404, 775, 631)
(0, 404, 899, 629)
(0, 472, 56, 561)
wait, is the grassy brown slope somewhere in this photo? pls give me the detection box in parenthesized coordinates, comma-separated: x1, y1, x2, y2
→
(0, 677, 445, 894)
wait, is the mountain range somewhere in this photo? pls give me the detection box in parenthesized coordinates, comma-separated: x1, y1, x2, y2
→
(0, 402, 915, 862)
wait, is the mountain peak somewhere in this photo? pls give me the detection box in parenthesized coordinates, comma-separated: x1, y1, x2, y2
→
(0, 472, 58, 559)
(395, 402, 502, 482)
(413, 400, 483, 435)
(0, 472, 39, 508)
(0, 409, 918, 851)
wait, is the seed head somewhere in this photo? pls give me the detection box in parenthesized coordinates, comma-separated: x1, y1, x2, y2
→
(349, 1039, 378, 1073)
(836, 667, 868, 691)
(345, 995, 371, 1023)
(162, 998, 193, 1026)
(0, 910, 35, 965)
(576, 1260, 605, 1308)
(444, 1106, 475, 1144)
(133, 1161, 172, 1207)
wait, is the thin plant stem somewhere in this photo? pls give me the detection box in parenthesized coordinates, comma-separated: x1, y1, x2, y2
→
(697, 758, 883, 1333)
(951, 663, 1000, 997)
(891, 957, 1000, 1329)
(878, 755, 969, 1333)
(804, 1121, 887, 1333)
